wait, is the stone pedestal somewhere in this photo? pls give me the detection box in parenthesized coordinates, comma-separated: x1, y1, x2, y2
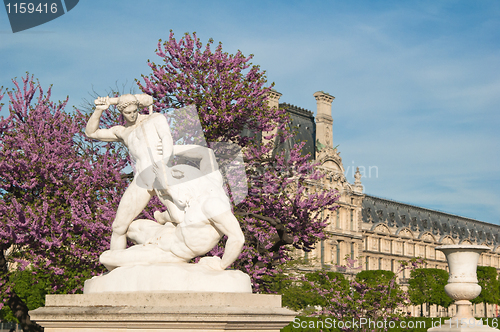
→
(84, 264, 252, 294)
(29, 292, 296, 332)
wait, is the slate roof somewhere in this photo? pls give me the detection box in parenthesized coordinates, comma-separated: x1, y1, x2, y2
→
(362, 194, 500, 246)
(273, 103, 316, 160)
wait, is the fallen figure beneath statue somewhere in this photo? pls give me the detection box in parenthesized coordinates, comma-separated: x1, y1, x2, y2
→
(100, 145, 245, 272)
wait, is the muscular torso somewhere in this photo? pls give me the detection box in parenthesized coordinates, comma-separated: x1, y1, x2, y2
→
(115, 114, 166, 189)
(168, 218, 222, 261)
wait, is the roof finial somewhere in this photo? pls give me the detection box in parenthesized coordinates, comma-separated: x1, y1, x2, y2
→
(354, 167, 364, 193)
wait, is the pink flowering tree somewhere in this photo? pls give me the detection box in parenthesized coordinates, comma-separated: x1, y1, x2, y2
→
(138, 31, 285, 146)
(0, 75, 128, 331)
(138, 31, 339, 290)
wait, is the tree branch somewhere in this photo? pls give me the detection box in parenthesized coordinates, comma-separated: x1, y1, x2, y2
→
(235, 210, 294, 255)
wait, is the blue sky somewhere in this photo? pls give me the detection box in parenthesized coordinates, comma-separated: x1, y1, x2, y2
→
(1, 1, 499, 224)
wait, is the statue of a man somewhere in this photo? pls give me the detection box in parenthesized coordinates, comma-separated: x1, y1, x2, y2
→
(85, 94, 244, 271)
(85, 94, 178, 251)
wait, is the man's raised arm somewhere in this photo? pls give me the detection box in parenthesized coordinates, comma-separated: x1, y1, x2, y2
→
(85, 96, 121, 142)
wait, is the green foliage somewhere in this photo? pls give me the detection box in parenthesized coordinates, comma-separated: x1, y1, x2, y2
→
(262, 271, 291, 294)
(299, 272, 348, 311)
(0, 269, 47, 322)
(472, 266, 499, 305)
(0, 266, 93, 323)
(355, 270, 404, 308)
(408, 268, 452, 309)
(305, 271, 347, 288)
(356, 270, 396, 286)
(265, 270, 348, 312)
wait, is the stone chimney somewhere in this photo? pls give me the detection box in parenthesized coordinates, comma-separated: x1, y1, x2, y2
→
(263, 90, 282, 145)
(267, 89, 282, 110)
(313, 91, 335, 149)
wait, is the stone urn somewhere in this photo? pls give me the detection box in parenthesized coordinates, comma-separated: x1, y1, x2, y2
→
(429, 244, 497, 331)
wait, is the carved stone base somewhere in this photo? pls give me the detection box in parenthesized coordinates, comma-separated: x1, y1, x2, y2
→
(84, 264, 252, 293)
(29, 293, 296, 332)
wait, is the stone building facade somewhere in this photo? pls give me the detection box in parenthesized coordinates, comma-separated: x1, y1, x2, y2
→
(272, 90, 500, 318)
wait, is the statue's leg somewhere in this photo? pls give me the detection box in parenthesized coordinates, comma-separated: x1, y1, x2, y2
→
(100, 244, 186, 271)
(110, 179, 154, 250)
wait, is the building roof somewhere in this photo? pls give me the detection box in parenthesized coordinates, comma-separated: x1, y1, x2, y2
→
(362, 194, 500, 246)
(275, 103, 316, 160)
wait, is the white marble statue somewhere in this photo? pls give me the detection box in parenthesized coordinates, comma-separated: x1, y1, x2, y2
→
(85, 94, 245, 273)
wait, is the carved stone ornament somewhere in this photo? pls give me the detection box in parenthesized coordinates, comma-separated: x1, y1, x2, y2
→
(411, 217, 418, 231)
(421, 219, 428, 230)
(400, 215, 407, 226)
(432, 222, 440, 235)
(388, 213, 395, 228)
(317, 146, 343, 170)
